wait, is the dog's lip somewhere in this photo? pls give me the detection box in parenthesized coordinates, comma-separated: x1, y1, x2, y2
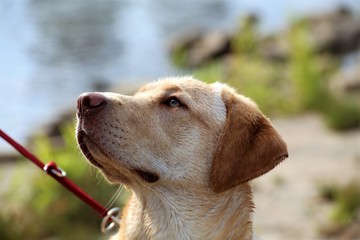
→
(77, 130, 103, 169)
(133, 169, 160, 183)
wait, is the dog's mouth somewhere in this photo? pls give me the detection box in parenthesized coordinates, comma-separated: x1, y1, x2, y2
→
(133, 169, 159, 183)
(77, 130, 103, 169)
(77, 130, 159, 184)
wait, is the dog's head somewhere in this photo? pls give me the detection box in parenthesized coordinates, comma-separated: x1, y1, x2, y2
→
(76, 77, 288, 192)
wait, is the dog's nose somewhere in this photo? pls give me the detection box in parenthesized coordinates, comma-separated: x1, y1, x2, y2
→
(77, 92, 106, 115)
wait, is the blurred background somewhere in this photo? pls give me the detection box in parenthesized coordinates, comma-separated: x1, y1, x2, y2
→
(0, 0, 359, 239)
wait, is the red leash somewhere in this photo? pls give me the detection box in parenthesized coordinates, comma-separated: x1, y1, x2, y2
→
(0, 129, 120, 233)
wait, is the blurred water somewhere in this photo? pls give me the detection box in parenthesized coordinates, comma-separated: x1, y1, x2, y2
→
(0, 0, 357, 152)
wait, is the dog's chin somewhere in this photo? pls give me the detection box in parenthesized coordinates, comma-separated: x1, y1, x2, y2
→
(77, 130, 160, 184)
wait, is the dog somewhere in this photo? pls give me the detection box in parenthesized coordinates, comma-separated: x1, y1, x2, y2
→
(76, 76, 288, 240)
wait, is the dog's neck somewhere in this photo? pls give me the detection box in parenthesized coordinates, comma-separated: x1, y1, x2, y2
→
(118, 183, 254, 240)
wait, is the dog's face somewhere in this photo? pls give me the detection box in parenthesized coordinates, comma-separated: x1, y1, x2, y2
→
(76, 77, 288, 192)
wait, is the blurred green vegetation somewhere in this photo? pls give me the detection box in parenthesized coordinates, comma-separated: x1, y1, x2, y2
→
(0, 124, 130, 240)
(185, 17, 360, 130)
(318, 181, 360, 237)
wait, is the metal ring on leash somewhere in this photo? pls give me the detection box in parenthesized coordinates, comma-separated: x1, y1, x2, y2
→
(43, 162, 67, 177)
(101, 207, 121, 233)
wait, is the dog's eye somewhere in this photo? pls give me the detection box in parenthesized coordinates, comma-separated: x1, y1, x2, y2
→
(163, 97, 182, 108)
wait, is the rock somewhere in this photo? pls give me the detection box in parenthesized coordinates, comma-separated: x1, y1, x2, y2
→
(170, 30, 231, 67)
(187, 31, 231, 67)
(308, 6, 360, 55)
(262, 7, 360, 61)
(170, 7, 360, 64)
(260, 36, 289, 62)
(330, 59, 360, 95)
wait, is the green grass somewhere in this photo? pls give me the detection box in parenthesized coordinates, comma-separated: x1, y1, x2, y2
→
(288, 21, 330, 112)
(324, 99, 360, 131)
(193, 61, 225, 84)
(171, 42, 189, 67)
(318, 181, 360, 237)
(331, 182, 360, 225)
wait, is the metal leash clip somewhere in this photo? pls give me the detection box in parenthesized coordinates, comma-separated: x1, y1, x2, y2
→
(43, 161, 67, 177)
(101, 207, 121, 233)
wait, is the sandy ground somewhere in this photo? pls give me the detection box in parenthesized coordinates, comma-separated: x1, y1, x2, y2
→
(1, 114, 359, 239)
(253, 114, 360, 240)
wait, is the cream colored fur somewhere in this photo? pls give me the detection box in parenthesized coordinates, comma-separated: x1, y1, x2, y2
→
(76, 76, 288, 240)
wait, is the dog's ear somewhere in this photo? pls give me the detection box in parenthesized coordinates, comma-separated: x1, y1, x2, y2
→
(210, 88, 288, 193)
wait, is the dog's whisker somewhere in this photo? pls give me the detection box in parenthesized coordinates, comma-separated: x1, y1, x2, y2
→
(104, 185, 124, 210)
(95, 169, 103, 180)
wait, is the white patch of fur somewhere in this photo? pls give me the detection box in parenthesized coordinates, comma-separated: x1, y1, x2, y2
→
(211, 82, 227, 126)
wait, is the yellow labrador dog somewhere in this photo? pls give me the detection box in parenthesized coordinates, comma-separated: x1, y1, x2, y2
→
(76, 76, 288, 240)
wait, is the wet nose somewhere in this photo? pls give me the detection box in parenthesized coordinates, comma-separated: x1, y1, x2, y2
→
(77, 92, 106, 115)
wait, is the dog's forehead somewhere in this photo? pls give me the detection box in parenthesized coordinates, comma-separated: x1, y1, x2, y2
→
(136, 77, 215, 97)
